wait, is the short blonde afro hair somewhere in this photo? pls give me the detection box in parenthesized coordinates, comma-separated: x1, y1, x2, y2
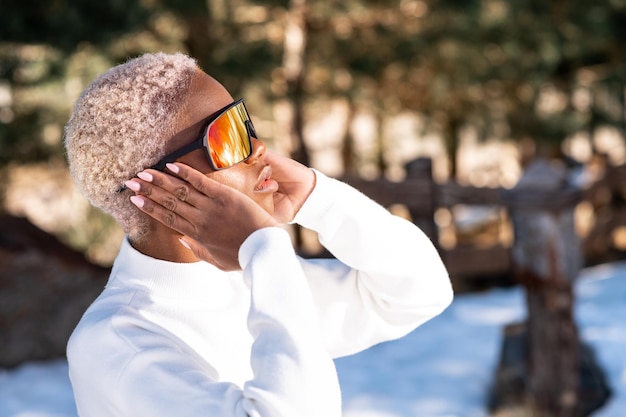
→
(65, 52, 198, 240)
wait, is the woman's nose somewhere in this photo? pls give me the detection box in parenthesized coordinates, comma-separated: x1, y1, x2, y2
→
(245, 138, 266, 165)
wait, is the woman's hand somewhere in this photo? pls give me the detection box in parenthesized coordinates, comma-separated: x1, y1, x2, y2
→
(126, 162, 278, 270)
(267, 151, 316, 224)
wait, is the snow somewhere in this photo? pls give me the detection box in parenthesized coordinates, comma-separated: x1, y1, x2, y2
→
(1, 262, 625, 417)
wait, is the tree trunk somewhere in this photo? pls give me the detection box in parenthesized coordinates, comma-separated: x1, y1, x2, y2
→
(281, 0, 309, 250)
(282, 0, 310, 167)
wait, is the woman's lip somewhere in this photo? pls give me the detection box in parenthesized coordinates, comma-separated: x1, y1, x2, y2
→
(255, 167, 279, 192)
(255, 178, 279, 192)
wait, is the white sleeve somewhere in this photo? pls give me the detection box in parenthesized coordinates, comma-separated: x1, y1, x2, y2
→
(293, 170, 453, 358)
(238, 227, 342, 417)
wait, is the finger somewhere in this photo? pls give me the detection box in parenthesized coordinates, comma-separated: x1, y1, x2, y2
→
(265, 151, 292, 180)
(165, 162, 225, 199)
(129, 194, 198, 237)
(179, 237, 239, 271)
(134, 169, 202, 207)
(179, 237, 215, 265)
(266, 152, 315, 189)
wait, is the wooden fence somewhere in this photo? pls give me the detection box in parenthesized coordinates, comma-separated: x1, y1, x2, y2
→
(324, 156, 626, 292)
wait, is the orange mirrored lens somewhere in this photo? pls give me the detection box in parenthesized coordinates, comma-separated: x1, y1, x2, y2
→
(207, 103, 252, 169)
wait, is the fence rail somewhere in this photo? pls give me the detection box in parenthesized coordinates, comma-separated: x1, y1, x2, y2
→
(332, 156, 626, 291)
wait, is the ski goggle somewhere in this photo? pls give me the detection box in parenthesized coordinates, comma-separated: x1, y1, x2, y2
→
(152, 98, 255, 171)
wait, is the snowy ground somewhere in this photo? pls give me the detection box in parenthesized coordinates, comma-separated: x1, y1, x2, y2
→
(1, 262, 625, 417)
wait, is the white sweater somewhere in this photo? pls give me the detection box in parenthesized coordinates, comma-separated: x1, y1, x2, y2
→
(67, 171, 453, 417)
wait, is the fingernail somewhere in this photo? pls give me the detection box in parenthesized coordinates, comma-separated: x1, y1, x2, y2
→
(124, 180, 140, 192)
(129, 195, 145, 208)
(137, 171, 153, 182)
(166, 163, 180, 174)
(178, 238, 191, 250)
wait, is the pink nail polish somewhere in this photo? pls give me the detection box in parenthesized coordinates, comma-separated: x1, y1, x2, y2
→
(124, 180, 140, 191)
(166, 163, 180, 174)
(137, 172, 153, 182)
(130, 195, 144, 208)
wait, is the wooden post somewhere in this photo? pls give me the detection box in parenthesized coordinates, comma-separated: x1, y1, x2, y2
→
(405, 157, 438, 244)
(502, 158, 583, 417)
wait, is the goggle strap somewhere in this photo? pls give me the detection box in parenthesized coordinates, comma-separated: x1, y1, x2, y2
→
(151, 138, 204, 170)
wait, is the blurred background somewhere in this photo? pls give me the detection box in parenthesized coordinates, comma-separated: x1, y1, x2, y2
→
(1, 0, 625, 267)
